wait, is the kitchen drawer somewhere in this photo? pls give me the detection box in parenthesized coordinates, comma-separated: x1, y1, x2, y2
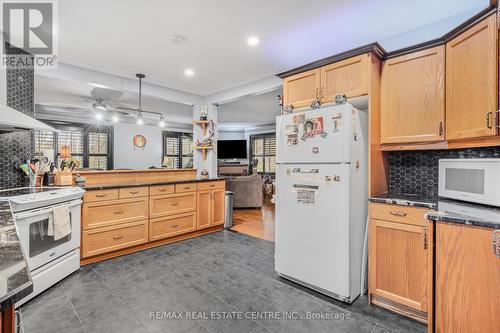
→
(370, 203, 428, 226)
(83, 189, 119, 202)
(149, 212, 196, 241)
(149, 184, 175, 196)
(197, 181, 225, 191)
(149, 192, 196, 219)
(82, 197, 149, 230)
(175, 183, 197, 193)
(82, 220, 148, 258)
(119, 186, 149, 199)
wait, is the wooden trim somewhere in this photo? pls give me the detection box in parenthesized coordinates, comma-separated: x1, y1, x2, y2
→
(372, 289, 424, 312)
(80, 225, 223, 265)
(277, 6, 497, 78)
(385, 6, 497, 59)
(1, 305, 15, 333)
(371, 294, 428, 324)
(277, 43, 386, 78)
(381, 141, 449, 151)
(381, 134, 500, 151)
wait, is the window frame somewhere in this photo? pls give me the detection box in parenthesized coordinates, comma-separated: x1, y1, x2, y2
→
(250, 133, 276, 176)
(162, 131, 194, 169)
(35, 121, 114, 170)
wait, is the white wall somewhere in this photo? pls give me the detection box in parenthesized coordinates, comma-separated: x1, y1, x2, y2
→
(113, 122, 163, 169)
(219, 131, 245, 140)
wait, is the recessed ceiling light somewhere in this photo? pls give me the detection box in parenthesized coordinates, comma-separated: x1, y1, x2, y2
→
(170, 34, 187, 44)
(184, 68, 195, 77)
(95, 112, 103, 121)
(247, 36, 259, 46)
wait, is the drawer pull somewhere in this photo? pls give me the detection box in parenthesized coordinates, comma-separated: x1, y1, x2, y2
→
(113, 235, 124, 241)
(158, 189, 167, 192)
(129, 191, 140, 194)
(390, 211, 407, 217)
(171, 203, 179, 207)
(183, 187, 191, 190)
(113, 210, 124, 215)
(96, 194, 108, 198)
(209, 184, 215, 187)
(170, 224, 179, 228)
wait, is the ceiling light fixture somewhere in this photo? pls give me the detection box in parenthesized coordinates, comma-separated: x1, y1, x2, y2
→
(158, 114, 165, 128)
(247, 36, 259, 46)
(92, 99, 107, 111)
(95, 111, 103, 121)
(170, 34, 187, 44)
(111, 114, 119, 123)
(184, 68, 195, 77)
(137, 111, 144, 125)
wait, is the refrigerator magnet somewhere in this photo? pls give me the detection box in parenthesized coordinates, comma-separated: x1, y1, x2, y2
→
(293, 113, 305, 125)
(285, 124, 298, 135)
(287, 134, 298, 145)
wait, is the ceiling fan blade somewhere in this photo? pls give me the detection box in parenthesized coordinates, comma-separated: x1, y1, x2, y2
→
(90, 87, 124, 101)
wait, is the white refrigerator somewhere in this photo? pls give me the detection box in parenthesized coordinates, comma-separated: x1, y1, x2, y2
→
(275, 103, 368, 303)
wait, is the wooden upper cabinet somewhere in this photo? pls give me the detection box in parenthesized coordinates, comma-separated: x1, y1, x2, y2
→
(320, 54, 369, 102)
(381, 46, 445, 144)
(283, 68, 320, 109)
(446, 14, 498, 140)
(436, 223, 500, 333)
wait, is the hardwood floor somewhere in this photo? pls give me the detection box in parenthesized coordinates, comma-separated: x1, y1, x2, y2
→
(231, 201, 275, 242)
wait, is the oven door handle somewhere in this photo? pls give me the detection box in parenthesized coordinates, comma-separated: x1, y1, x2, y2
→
(14, 199, 82, 220)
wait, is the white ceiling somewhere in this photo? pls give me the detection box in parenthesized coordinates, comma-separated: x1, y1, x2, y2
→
(56, 0, 489, 96)
(35, 75, 193, 125)
(218, 89, 282, 129)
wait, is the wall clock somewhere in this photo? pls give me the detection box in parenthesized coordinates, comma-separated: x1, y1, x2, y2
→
(133, 134, 147, 149)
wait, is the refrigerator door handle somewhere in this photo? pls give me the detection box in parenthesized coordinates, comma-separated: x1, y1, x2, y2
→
(292, 168, 319, 174)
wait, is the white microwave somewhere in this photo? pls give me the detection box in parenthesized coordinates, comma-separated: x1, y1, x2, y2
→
(439, 158, 500, 207)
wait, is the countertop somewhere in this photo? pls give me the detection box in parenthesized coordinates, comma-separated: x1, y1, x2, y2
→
(80, 177, 226, 190)
(369, 193, 500, 229)
(369, 193, 438, 209)
(0, 201, 32, 310)
(426, 200, 500, 229)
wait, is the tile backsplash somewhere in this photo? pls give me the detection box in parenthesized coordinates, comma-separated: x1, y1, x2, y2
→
(0, 45, 35, 189)
(389, 147, 500, 197)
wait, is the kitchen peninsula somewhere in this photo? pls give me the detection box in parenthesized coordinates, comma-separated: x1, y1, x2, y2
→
(75, 169, 225, 265)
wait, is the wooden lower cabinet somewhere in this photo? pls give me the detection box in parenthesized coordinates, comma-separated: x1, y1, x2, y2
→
(436, 223, 500, 333)
(81, 182, 225, 263)
(149, 192, 197, 219)
(82, 197, 148, 230)
(369, 203, 432, 325)
(82, 220, 148, 258)
(197, 188, 225, 229)
(150, 212, 196, 241)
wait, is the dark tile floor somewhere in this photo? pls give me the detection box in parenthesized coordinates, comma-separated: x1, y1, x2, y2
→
(20, 231, 426, 333)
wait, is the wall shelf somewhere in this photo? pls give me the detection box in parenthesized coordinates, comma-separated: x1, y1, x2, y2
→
(194, 145, 213, 160)
(193, 120, 210, 136)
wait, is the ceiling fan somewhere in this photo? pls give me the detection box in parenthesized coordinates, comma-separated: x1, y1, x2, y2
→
(115, 73, 166, 127)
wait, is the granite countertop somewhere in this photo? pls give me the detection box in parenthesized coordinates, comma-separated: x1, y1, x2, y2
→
(0, 201, 32, 310)
(426, 199, 500, 229)
(369, 193, 438, 209)
(81, 177, 226, 190)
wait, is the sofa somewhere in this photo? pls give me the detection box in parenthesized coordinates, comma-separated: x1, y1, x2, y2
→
(224, 174, 263, 208)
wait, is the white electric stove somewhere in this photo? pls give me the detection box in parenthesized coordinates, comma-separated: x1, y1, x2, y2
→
(0, 186, 85, 306)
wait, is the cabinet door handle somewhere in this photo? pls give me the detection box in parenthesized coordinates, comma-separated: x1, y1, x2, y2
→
(495, 111, 500, 129)
(113, 210, 124, 215)
(96, 194, 107, 198)
(320, 87, 324, 100)
(438, 122, 444, 136)
(171, 202, 179, 206)
(170, 224, 179, 228)
(389, 211, 407, 217)
(315, 88, 319, 99)
(486, 112, 493, 129)
(493, 230, 500, 258)
(113, 235, 124, 241)
(423, 227, 428, 250)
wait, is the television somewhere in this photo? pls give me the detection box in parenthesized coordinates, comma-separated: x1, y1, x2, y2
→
(217, 140, 247, 159)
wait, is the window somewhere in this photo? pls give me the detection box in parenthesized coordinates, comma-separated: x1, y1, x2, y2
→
(250, 134, 276, 174)
(34, 121, 113, 169)
(162, 131, 193, 169)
